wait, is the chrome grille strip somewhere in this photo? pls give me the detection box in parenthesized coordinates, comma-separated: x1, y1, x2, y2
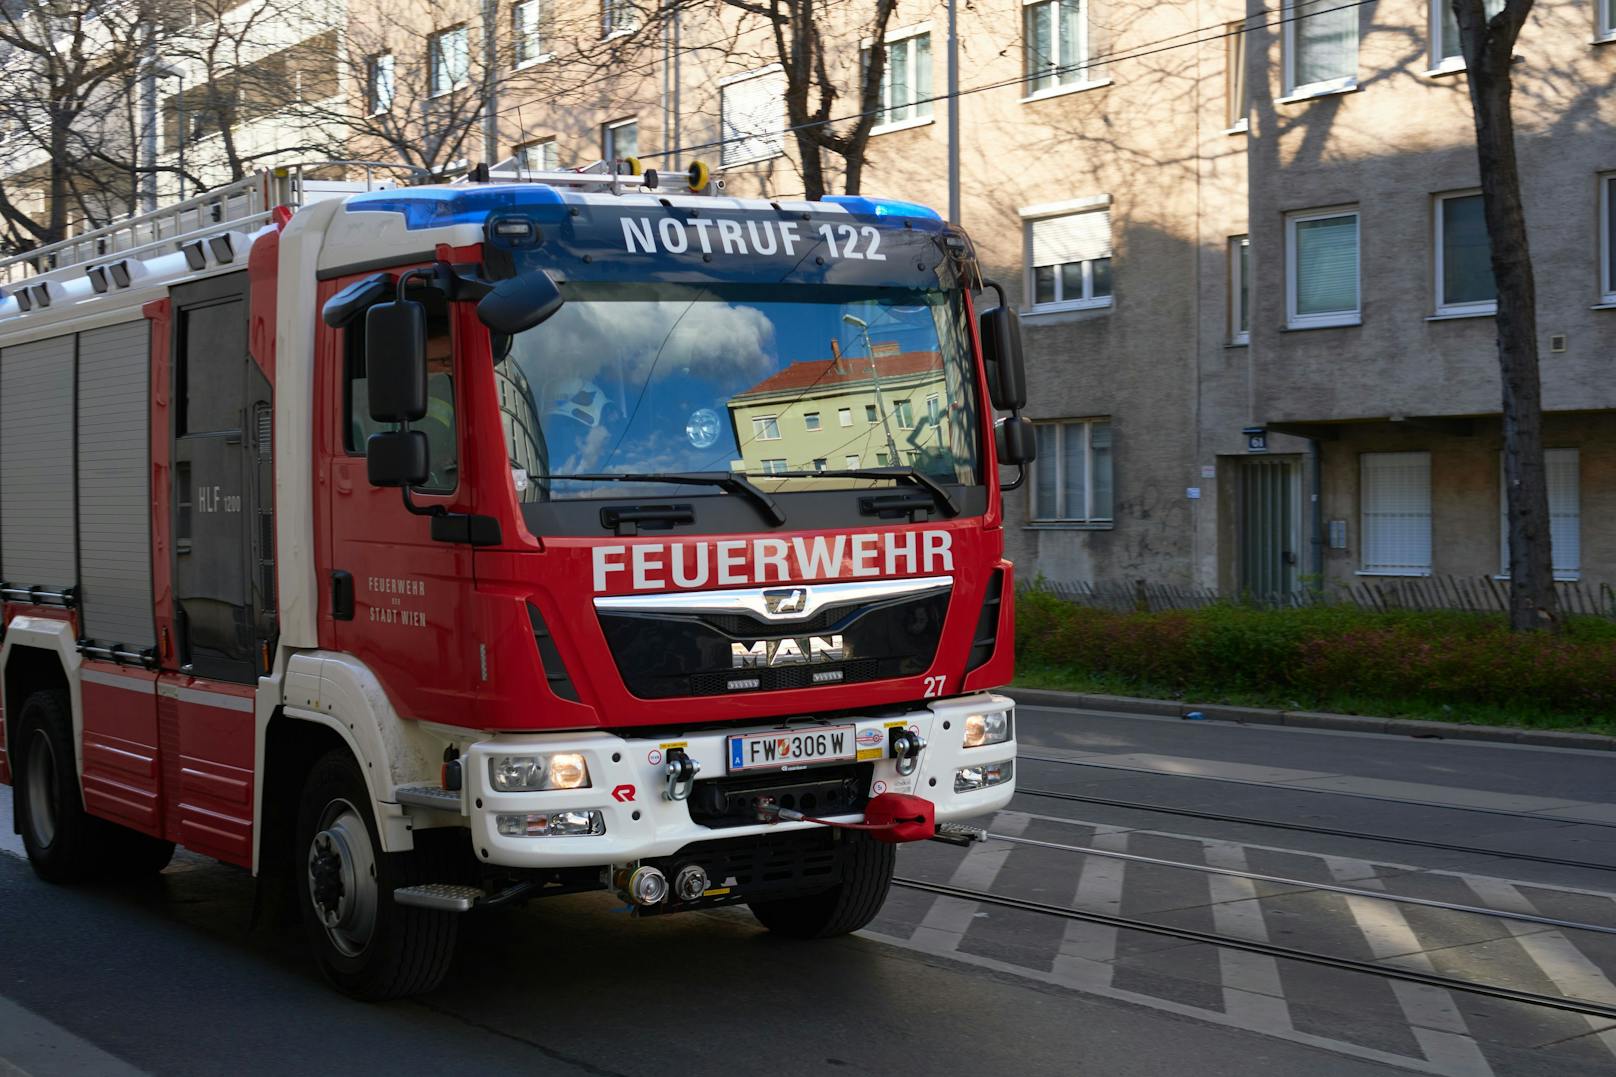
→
(592, 575, 954, 623)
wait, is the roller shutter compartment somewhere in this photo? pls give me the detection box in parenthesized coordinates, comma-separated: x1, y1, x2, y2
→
(1, 336, 77, 590)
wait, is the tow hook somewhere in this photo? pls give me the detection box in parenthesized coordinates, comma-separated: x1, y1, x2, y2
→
(663, 748, 701, 801)
(890, 728, 926, 776)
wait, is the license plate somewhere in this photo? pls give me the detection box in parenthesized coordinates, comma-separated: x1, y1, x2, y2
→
(727, 725, 857, 774)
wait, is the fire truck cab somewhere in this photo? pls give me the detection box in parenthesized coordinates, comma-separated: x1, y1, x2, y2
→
(0, 163, 1030, 998)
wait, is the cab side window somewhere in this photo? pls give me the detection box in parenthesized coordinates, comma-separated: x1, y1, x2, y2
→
(344, 293, 459, 493)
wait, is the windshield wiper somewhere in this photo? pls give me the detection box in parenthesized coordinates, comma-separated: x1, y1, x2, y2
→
(547, 471, 786, 526)
(759, 467, 961, 518)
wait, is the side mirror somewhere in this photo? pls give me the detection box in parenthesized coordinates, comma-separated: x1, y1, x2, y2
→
(365, 300, 428, 422)
(981, 304, 1027, 411)
(477, 270, 564, 336)
(995, 416, 1037, 466)
(367, 430, 430, 488)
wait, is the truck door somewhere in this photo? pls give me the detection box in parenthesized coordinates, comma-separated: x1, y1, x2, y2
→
(158, 273, 273, 867)
(326, 289, 477, 724)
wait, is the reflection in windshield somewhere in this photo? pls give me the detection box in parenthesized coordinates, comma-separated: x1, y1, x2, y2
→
(494, 283, 980, 503)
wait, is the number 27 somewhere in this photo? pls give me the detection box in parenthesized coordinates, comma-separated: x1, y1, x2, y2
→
(923, 675, 947, 698)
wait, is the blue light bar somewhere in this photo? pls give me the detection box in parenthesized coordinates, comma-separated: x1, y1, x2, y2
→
(821, 195, 943, 221)
(346, 185, 567, 229)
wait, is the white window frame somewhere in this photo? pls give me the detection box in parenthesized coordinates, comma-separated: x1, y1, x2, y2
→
(1601, 173, 1616, 304)
(514, 0, 551, 68)
(1359, 451, 1432, 577)
(367, 52, 395, 115)
(865, 404, 879, 424)
(1286, 207, 1360, 329)
(602, 117, 637, 164)
(894, 399, 915, 429)
(1498, 448, 1581, 580)
(844, 454, 861, 468)
(1229, 235, 1250, 344)
(602, 0, 638, 38)
(1429, 0, 1504, 74)
(752, 415, 781, 440)
(1282, 0, 1358, 99)
(516, 138, 556, 173)
(1226, 22, 1248, 131)
(803, 412, 822, 431)
(838, 407, 853, 427)
(761, 458, 788, 475)
(1029, 419, 1113, 524)
(1021, 200, 1114, 314)
(868, 23, 934, 134)
(1602, 0, 1616, 41)
(429, 26, 470, 97)
(718, 65, 785, 167)
(1021, 0, 1093, 101)
(1434, 189, 1496, 317)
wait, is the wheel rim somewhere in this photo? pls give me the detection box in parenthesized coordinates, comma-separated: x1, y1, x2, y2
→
(306, 798, 379, 958)
(24, 730, 57, 849)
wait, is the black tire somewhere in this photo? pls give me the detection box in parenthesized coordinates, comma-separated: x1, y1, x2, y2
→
(14, 689, 104, 884)
(749, 832, 897, 939)
(295, 749, 458, 999)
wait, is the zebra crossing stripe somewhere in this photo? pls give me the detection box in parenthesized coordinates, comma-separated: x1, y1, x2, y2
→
(1202, 842, 1293, 1031)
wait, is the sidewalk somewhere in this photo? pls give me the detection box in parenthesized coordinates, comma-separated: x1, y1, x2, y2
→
(1010, 687, 1616, 752)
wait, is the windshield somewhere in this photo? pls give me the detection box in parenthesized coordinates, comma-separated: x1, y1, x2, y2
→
(495, 282, 981, 503)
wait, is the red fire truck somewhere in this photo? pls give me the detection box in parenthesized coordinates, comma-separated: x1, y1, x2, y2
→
(0, 162, 1032, 998)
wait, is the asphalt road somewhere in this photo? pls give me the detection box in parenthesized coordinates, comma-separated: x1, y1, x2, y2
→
(3, 703, 1615, 1076)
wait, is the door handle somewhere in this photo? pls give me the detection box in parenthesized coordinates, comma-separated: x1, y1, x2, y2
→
(336, 476, 354, 495)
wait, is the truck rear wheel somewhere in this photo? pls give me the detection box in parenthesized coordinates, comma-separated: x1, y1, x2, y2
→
(749, 832, 896, 939)
(295, 748, 458, 999)
(14, 689, 104, 884)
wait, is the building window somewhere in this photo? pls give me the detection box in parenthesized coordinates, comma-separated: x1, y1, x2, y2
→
(1284, 0, 1357, 96)
(429, 26, 470, 96)
(844, 454, 860, 468)
(752, 415, 780, 440)
(602, 0, 638, 37)
(1026, 207, 1112, 311)
(812, 457, 827, 471)
(367, 52, 395, 114)
(804, 412, 821, 431)
(1601, 174, 1616, 303)
(1360, 451, 1431, 576)
(516, 138, 556, 173)
(603, 118, 637, 164)
(761, 458, 787, 475)
(1603, 0, 1616, 40)
(1226, 22, 1247, 129)
(1434, 0, 1503, 66)
(1286, 208, 1359, 328)
(515, 0, 546, 66)
(876, 451, 892, 466)
(873, 28, 932, 128)
(893, 400, 915, 428)
(1499, 449, 1580, 580)
(1024, 0, 1088, 96)
(838, 407, 853, 427)
(1229, 235, 1250, 344)
(1031, 419, 1113, 524)
(926, 394, 942, 424)
(865, 404, 878, 423)
(720, 67, 785, 166)
(1435, 191, 1495, 315)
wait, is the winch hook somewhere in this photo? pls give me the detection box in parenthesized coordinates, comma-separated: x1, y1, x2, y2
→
(663, 748, 701, 801)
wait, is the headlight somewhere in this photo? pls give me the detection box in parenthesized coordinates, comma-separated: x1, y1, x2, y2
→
(495, 809, 606, 837)
(488, 753, 592, 791)
(955, 759, 1014, 793)
(962, 710, 1012, 748)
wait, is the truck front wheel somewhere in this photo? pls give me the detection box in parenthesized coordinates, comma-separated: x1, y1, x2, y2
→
(295, 749, 457, 999)
(749, 832, 896, 938)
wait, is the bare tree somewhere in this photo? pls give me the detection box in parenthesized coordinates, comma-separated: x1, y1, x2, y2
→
(1454, 0, 1556, 631)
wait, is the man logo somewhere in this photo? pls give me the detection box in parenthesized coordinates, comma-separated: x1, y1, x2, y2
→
(762, 587, 808, 617)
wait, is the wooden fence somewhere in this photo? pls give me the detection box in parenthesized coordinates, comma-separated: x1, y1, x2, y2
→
(1030, 576, 1616, 618)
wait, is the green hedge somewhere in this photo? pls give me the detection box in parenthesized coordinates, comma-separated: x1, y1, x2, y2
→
(1015, 590, 1616, 727)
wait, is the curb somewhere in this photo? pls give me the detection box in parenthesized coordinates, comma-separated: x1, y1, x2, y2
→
(1007, 687, 1616, 752)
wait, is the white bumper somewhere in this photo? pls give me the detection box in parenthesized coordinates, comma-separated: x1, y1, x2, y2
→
(452, 692, 1016, 869)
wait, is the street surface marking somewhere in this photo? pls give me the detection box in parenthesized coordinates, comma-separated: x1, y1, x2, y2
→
(1325, 858, 1494, 1076)
(1050, 826, 1130, 989)
(1462, 877, 1616, 1064)
(0, 995, 147, 1077)
(908, 811, 1030, 952)
(1202, 842, 1293, 1031)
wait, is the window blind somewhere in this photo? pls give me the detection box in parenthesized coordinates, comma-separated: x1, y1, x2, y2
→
(1032, 210, 1111, 267)
(1499, 448, 1580, 578)
(1294, 0, 1356, 86)
(1361, 451, 1432, 574)
(721, 70, 785, 165)
(1294, 214, 1357, 316)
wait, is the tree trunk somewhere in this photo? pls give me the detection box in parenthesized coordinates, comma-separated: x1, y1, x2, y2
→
(1456, 0, 1556, 631)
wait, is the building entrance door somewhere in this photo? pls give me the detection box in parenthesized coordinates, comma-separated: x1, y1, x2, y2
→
(1238, 456, 1301, 600)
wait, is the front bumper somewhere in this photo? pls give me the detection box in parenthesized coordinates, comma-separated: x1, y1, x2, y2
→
(439, 692, 1015, 869)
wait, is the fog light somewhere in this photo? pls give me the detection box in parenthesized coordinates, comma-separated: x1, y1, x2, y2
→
(489, 753, 592, 791)
(495, 809, 606, 837)
(962, 710, 1011, 748)
(955, 759, 1014, 793)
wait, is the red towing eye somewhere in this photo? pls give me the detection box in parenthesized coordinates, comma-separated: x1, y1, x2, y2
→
(758, 792, 936, 844)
